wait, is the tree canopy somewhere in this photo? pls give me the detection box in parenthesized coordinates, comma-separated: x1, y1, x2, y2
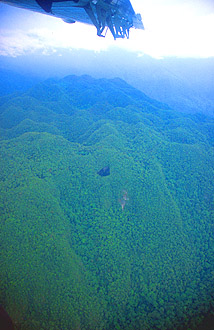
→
(0, 75, 214, 330)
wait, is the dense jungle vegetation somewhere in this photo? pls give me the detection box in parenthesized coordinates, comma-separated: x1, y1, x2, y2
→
(0, 75, 214, 330)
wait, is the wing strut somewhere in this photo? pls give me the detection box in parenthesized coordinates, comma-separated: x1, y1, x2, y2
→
(25, 0, 143, 39)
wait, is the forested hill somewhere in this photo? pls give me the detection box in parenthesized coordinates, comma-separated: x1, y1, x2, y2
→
(0, 74, 214, 330)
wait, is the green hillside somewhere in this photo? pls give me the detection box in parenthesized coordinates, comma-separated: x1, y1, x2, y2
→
(0, 75, 213, 330)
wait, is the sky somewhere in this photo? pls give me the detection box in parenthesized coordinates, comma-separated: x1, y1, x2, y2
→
(0, 0, 214, 59)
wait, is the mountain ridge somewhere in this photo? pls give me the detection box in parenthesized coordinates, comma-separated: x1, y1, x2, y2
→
(1, 51, 214, 117)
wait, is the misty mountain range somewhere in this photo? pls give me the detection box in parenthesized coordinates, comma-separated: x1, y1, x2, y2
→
(1, 50, 214, 117)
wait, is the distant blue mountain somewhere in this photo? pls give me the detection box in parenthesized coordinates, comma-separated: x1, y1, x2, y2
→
(1, 51, 213, 117)
(0, 69, 41, 97)
(0, 74, 213, 145)
(27, 74, 171, 113)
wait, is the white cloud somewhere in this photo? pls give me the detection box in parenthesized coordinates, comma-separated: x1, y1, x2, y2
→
(0, 29, 45, 57)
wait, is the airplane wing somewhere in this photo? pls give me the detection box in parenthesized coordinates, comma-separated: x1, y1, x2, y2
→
(0, 0, 144, 39)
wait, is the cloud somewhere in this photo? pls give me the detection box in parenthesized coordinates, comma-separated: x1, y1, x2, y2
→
(0, 19, 114, 57)
(0, 29, 45, 57)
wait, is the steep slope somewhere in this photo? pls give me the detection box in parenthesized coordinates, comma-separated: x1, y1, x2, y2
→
(0, 75, 214, 330)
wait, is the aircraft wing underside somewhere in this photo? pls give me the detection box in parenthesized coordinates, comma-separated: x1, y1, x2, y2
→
(1, 0, 144, 39)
